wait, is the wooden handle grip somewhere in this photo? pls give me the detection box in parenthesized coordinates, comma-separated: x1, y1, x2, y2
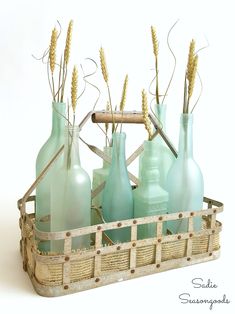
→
(91, 111, 144, 124)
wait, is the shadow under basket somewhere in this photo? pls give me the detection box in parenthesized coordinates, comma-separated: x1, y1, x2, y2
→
(18, 195, 223, 297)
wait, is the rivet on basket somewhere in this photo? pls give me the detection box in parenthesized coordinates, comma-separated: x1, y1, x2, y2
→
(213, 209, 217, 214)
(95, 278, 100, 283)
(209, 252, 213, 256)
(64, 285, 69, 290)
(132, 242, 136, 247)
(97, 250, 101, 255)
(190, 212, 194, 216)
(178, 213, 183, 218)
(117, 246, 121, 250)
(117, 222, 122, 227)
(156, 264, 161, 268)
(212, 230, 215, 234)
(97, 226, 102, 231)
(159, 216, 163, 221)
(66, 232, 71, 237)
(65, 256, 70, 262)
(131, 269, 135, 274)
(189, 233, 193, 238)
(158, 238, 162, 243)
(133, 219, 137, 224)
(177, 235, 181, 240)
(187, 257, 191, 261)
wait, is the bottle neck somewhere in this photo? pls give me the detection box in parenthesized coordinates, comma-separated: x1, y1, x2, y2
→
(51, 102, 66, 137)
(155, 103, 166, 131)
(103, 146, 112, 168)
(178, 113, 193, 158)
(112, 132, 127, 167)
(63, 126, 81, 169)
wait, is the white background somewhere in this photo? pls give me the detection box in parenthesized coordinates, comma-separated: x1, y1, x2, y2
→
(0, 0, 234, 313)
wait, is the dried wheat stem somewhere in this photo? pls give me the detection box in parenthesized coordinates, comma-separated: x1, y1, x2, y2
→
(151, 26, 158, 58)
(64, 20, 73, 65)
(105, 101, 110, 146)
(186, 39, 195, 81)
(49, 27, 57, 74)
(142, 89, 152, 140)
(99, 47, 109, 83)
(71, 66, 78, 112)
(120, 74, 128, 111)
(188, 55, 198, 99)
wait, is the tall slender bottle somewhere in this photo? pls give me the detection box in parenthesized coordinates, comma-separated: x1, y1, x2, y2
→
(134, 140, 168, 239)
(35, 102, 66, 252)
(102, 132, 133, 243)
(50, 125, 91, 253)
(92, 146, 112, 225)
(167, 113, 204, 233)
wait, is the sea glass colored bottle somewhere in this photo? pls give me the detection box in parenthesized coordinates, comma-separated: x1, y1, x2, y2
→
(35, 102, 66, 252)
(50, 125, 91, 253)
(134, 140, 168, 239)
(102, 132, 133, 243)
(166, 113, 204, 234)
(151, 104, 174, 189)
(92, 146, 112, 225)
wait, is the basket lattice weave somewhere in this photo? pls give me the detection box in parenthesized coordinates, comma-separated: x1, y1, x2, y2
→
(18, 111, 223, 297)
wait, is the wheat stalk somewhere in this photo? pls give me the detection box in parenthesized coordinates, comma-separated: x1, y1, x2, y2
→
(71, 66, 78, 112)
(142, 89, 152, 140)
(99, 47, 109, 83)
(188, 54, 198, 99)
(64, 20, 73, 65)
(186, 39, 195, 81)
(49, 28, 57, 74)
(151, 26, 160, 104)
(151, 26, 158, 58)
(120, 74, 128, 111)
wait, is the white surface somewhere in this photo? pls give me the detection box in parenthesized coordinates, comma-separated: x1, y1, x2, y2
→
(0, 0, 234, 313)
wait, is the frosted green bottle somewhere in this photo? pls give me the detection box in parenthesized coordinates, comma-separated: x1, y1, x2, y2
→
(102, 132, 133, 243)
(50, 125, 91, 253)
(35, 102, 66, 252)
(134, 140, 168, 239)
(166, 113, 204, 234)
(92, 146, 112, 225)
(151, 104, 174, 189)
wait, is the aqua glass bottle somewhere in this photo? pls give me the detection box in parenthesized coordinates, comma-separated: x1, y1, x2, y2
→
(92, 146, 112, 218)
(166, 113, 204, 234)
(148, 104, 174, 190)
(134, 140, 168, 239)
(35, 102, 66, 252)
(102, 132, 133, 243)
(50, 125, 91, 253)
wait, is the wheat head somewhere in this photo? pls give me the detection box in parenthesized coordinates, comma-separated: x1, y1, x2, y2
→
(151, 26, 158, 58)
(186, 39, 195, 81)
(142, 89, 152, 140)
(71, 66, 78, 112)
(99, 47, 109, 83)
(120, 74, 128, 111)
(64, 20, 73, 65)
(49, 27, 57, 73)
(188, 54, 198, 99)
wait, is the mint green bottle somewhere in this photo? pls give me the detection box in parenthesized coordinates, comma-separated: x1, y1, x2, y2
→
(151, 104, 174, 189)
(92, 146, 112, 221)
(134, 140, 168, 238)
(166, 113, 203, 234)
(102, 132, 133, 243)
(35, 102, 66, 252)
(50, 125, 91, 253)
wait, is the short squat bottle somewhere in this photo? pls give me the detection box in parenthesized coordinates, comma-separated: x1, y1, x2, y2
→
(134, 140, 168, 239)
(167, 113, 204, 234)
(35, 102, 66, 252)
(102, 132, 133, 243)
(50, 125, 91, 253)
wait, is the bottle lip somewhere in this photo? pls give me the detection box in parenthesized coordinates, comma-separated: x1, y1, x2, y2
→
(65, 125, 80, 133)
(52, 101, 66, 107)
(181, 113, 193, 123)
(112, 131, 126, 138)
